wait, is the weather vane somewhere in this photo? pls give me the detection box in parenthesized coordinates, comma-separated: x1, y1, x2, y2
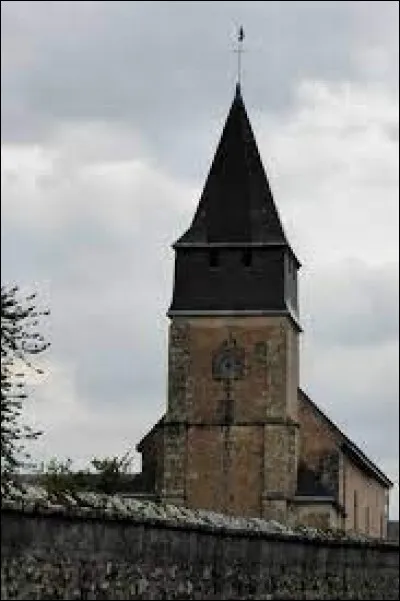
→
(235, 26, 245, 86)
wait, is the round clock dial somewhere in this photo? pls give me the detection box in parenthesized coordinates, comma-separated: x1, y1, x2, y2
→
(218, 354, 239, 378)
(213, 342, 245, 381)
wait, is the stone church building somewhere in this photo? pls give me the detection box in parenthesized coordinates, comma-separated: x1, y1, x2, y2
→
(136, 84, 392, 538)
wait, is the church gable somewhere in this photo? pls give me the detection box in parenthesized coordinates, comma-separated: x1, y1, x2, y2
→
(298, 389, 392, 489)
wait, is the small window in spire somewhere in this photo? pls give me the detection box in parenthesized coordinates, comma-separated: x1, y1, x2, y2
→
(209, 249, 219, 268)
(242, 248, 252, 268)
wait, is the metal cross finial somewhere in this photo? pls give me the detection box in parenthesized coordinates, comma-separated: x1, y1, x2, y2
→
(235, 26, 245, 86)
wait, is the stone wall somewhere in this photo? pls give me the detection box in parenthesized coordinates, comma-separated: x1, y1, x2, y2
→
(297, 395, 337, 474)
(343, 455, 387, 539)
(1, 500, 398, 600)
(297, 394, 389, 538)
(162, 316, 300, 520)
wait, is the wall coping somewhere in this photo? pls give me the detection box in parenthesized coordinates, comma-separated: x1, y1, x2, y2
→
(2, 487, 398, 552)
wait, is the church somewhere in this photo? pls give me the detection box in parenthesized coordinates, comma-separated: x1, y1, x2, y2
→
(136, 82, 392, 538)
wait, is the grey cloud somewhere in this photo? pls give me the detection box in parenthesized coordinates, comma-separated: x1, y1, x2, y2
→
(302, 260, 399, 348)
(1, 160, 178, 409)
(2, 1, 398, 176)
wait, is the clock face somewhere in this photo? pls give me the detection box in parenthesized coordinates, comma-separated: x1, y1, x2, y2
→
(212, 338, 245, 380)
(217, 354, 238, 378)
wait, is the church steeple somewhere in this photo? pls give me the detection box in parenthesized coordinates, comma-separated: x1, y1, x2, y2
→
(169, 85, 300, 326)
(161, 78, 302, 520)
(176, 84, 290, 249)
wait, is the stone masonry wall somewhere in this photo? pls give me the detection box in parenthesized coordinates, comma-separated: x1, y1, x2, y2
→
(164, 316, 300, 521)
(1, 503, 399, 600)
(343, 456, 387, 539)
(297, 395, 389, 538)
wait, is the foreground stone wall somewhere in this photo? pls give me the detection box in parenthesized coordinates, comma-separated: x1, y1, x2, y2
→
(1, 495, 398, 600)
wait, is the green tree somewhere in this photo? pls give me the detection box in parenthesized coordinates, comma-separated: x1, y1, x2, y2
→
(90, 451, 133, 494)
(38, 452, 134, 498)
(1, 285, 50, 494)
(37, 458, 90, 498)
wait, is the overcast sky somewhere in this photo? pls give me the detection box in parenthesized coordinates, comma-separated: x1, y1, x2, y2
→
(1, 1, 399, 518)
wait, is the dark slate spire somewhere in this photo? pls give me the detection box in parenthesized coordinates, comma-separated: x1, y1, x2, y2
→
(175, 84, 292, 252)
(169, 85, 301, 327)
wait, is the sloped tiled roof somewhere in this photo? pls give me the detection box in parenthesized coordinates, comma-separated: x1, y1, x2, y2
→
(175, 84, 297, 263)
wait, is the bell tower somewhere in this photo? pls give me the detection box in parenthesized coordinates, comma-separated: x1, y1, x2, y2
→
(161, 84, 301, 522)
